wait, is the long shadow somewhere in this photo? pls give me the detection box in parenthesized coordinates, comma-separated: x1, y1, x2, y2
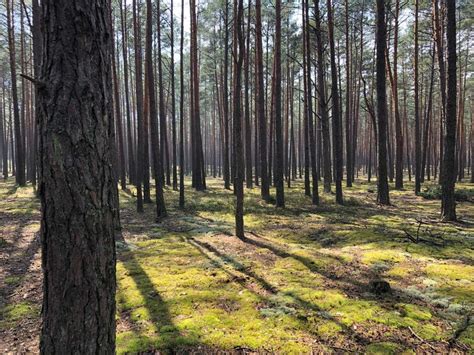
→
(0, 221, 41, 300)
(186, 236, 370, 350)
(118, 243, 185, 351)
(238, 231, 474, 333)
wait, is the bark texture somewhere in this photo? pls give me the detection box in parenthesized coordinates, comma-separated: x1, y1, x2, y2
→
(38, 0, 117, 352)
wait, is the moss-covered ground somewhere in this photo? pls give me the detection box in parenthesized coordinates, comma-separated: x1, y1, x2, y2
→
(0, 177, 473, 353)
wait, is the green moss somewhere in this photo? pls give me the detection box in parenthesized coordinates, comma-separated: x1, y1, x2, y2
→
(0, 302, 40, 329)
(361, 248, 406, 265)
(366, 342, 401, 354)
(386, 265, 410, 278)
(5, 275, 23, 286)
(398, 304, 432, 321)
(426, 264, 474, 282)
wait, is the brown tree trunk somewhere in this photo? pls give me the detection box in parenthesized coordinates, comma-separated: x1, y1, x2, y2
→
(314, 0, 332, 194)
(376, 0, 390, 205)
(38, 0, 117, 352)
(6, 0, 25, 186)
(119, 0, 135, 186)
(414, 0, 421, 194)
(170, 0, 178, 191)
(304, 0, 319, 204)
(274, 0, 284, 207)
(233, 0, 245, 237)
(441, 0, 457, 221)
(133, 0, 145, 212)
(255, 0, 269, 200)
(327, 0, 344, 204)
(146, 0, 167, 219)
(179, 0, 185, 208)
(244, 0, 253, 189)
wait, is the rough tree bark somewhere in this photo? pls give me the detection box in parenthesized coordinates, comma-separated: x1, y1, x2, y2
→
(38, 0, 117, 352)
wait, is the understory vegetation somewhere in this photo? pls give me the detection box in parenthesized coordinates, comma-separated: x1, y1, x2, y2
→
(1, 177, 472, 353)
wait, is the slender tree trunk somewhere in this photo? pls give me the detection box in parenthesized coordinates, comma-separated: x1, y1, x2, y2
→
(223, 0, 231, 190)
(190, 0, 205, 190)
(170, 0, 178, 191)
(305, 0, 319, 204)
(233, 0, 245, 237)
(345, 0, 352, 187)
(314, 0, 332, 194)
(274, 0, 284, 207)
(414, 0, 421, 194)
(327, 0, 343, 204)
(6, 0, 25, 186)
(38, 0, 117, 351)
(179, 0, 185, 208)
(441, 0, 457, 221)
(111, 18, 127, 191)
(376, 0, 390, 205)
(120, 0, 135, 186)
(133, 0, 145, 212)
(255, 0, 269, 200)
(244, 0, 252, 189)
(146, 0, 167, 219)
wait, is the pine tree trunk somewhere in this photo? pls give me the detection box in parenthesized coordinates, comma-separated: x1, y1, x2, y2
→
(441, 0, 457, 221)
(327, 0, 344, 204)
(146, 0, 167, 219)
(179, 0, 185, 208)
(6, 0, 25, 186)
(255, 0, 269, 200)
(274, 0, 284, 207)
(414, 0, 421, 194)
(233, 0, 245, 237)
(38, 0, 117, 352)
(133, 0, 145, 212)
(376, 0, 390, 205)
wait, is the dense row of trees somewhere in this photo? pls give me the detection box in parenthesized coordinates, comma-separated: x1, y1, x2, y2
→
(1, 0, 472, 223)
(0, 0, 471, 351)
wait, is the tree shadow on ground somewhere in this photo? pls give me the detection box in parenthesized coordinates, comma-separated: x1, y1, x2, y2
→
(185, 236, 411, 351)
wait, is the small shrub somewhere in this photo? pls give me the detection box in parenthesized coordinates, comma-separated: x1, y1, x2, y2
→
(419, 186, 474, 202)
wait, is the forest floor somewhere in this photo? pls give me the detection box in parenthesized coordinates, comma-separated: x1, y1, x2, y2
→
(0, 176, 473, 354)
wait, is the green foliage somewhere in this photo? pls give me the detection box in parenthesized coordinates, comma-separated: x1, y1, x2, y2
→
(419, 185, 474, 202)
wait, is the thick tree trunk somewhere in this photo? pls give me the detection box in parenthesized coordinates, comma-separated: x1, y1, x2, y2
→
(38, 0, 117, 352)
